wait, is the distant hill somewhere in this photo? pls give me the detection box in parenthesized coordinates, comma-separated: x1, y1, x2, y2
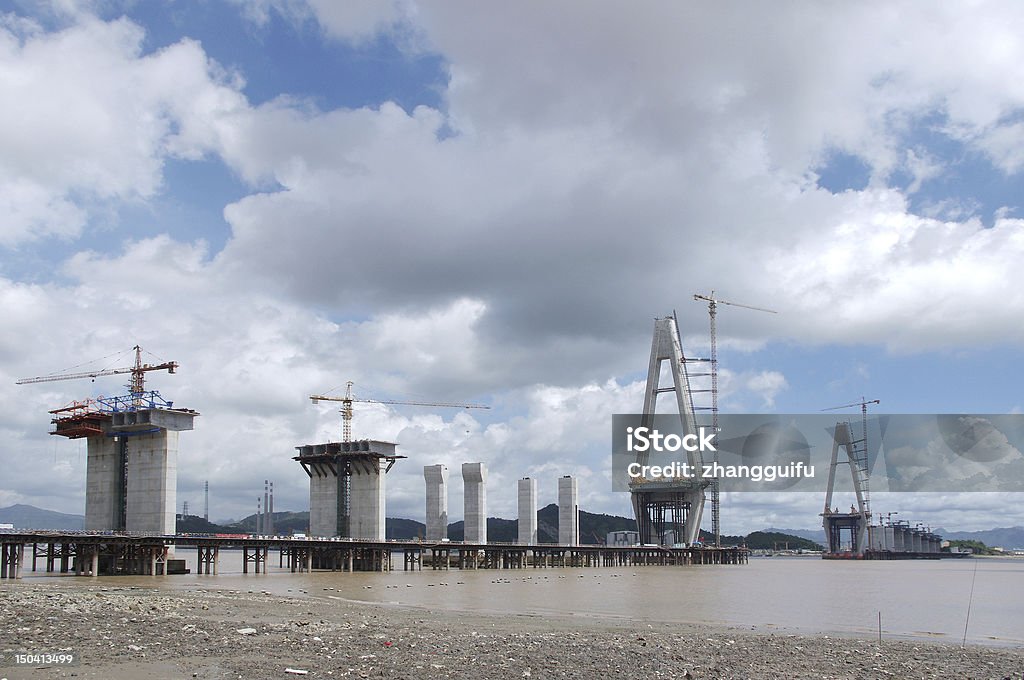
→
(765, 527, 827, 545)
(563, 505, 637, 544)
(233, 511, 311, 535)
(176, 515, 241, 534)
(934, 526, 1024, 550)
(387, 517, 425, 540)
(384, 504, 631, 544)
(0, 504, 84, 530)
(742, 531, 823, 551)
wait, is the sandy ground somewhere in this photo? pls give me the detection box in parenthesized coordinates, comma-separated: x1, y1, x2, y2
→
(1, 581, 1023, 679)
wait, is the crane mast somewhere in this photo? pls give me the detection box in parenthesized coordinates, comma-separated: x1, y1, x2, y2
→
(693, 291, 777, 547)
(311, 380, 490, 442)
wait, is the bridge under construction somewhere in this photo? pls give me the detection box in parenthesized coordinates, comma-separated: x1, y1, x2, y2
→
(0, 531, 747, 579)
(821, 414, 943, 559)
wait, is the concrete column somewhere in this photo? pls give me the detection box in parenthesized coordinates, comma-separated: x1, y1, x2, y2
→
(517, 478, 537, 545)
(868, 525, 884, 551)
(423, 465, 449, 541)
(85, 435, 121, 531)
(350, 463, 386, 540)
(309, 467, 339, 537)
(462, 463, 487, 544)
(125, 430, 179, 535)
(558, 476, 579, 546)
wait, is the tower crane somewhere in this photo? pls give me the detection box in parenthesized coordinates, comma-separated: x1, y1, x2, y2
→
(693, 291, 777, 547)
(310, 381, 490, 442)
(17, 345, 178, 411)
(822, 397, 880, 514)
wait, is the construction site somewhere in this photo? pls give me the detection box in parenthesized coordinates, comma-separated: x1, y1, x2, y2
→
(4, 299, 941, 578)
(819, 408, 945, 559)
(4, 305, 757, 577)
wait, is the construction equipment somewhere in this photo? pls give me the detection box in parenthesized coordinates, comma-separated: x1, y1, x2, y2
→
(18, 346, 193, 538)
(822, 397, 879, 514)
(310, 381, 490, 442)
(17, 345, 178, 410)
(693, 291, 777, 547)
(18, 346, 181, 438)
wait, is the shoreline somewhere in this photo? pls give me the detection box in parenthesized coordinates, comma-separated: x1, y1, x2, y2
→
(2, 580, 1023, 679)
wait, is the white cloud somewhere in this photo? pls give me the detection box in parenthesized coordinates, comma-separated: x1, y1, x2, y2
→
(0, 14, 246, 245)
(4, 5, 1024, 529)
(235, 0, 413, 45)
(744, 371, 789, 409)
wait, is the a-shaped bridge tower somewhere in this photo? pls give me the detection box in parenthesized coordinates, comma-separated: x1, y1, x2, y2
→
(630, 315, 710, 546)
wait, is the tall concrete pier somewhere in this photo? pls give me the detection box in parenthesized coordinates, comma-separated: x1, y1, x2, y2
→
(630, 315, 708, 546)
(558, 475, 579, 546)
(423, 464, 449, 541)
(517, 477, 537, 545)
(18, 347, 195, 538)
(294, 440, 404, 540)
(462, 462, 487, 543)
(84, 407, 198, 535)
(822, 422, 871, 556)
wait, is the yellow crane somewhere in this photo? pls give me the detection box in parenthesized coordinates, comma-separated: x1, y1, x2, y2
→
(17, 345, 180, 436)
(310, 381, 490, 442)
(17, 346, 178, 408)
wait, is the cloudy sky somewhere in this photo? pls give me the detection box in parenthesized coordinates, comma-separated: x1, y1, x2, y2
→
(2, 1, 1023, 534)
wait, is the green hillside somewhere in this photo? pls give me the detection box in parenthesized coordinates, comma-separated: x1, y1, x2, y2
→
(740, 531, 823, 551)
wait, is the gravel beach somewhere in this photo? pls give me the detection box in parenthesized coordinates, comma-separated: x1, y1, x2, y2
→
(1, 581, 1022, 679)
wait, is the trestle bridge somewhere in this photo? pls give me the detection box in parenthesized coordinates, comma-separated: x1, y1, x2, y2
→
(0, 531, 746, 578)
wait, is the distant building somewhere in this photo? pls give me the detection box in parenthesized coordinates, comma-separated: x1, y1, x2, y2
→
(607, 530, 639, 547)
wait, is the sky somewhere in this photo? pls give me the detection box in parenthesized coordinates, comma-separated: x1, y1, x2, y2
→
(2, 1, 1023, 534)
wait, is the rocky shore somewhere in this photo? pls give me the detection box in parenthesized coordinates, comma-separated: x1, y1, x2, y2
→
(1, 581, 1022, 679)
